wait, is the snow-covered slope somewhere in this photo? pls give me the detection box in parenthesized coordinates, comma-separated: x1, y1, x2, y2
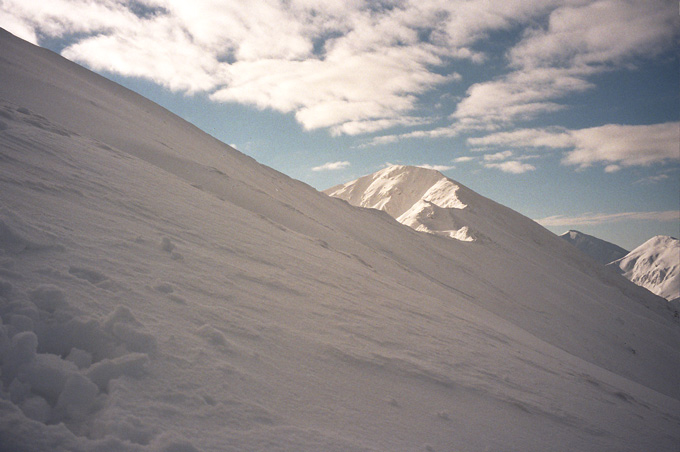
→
(1, 29, 679, 452)
(608, 236, 680, 302)
(559, 230, 629, 265)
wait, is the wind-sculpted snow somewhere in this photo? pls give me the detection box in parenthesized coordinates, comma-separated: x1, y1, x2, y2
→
(1, 29, 679, 451)
(0, 279, 154, 447)
(396, 200, 475, 242)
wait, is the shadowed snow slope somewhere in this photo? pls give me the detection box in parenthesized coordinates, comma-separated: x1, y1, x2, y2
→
(560, 230, 629, 265)
(608, 236, 680, 303)
(0, 29, 679, 452)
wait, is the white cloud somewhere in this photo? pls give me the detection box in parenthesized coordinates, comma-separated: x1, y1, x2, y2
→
(634, 172, 673, 185)
(2, 0, 676, 139)
(509, 0, 678, 69)
(0, 0, 138, 37)
(416, 164, 455, 172)
(535, 211, 680, 227)
(453, 156, 475, 163)
(563, 122, 680, 169)
(2, 0, 485, 135)
(0, 9, 37, 43)
(210, 47, 453, 132)
(63, 25, 220, 93)
(452, 0, 678, 130)
(483, 151, 513, 161)
(470, 122, 680, 171)
(468, 128, 572, 149)
(362, 123, 469, 147)
(452, 67, 594, 129)
(330, 117, 429, 137)
(312, 161, 351, 171)
(362, 135, 400, 147)
(484, 161, 536, 174)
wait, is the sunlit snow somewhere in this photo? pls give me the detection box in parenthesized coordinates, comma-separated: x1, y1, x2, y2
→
(0, 29, 679, 452)
(608, 236, 680, 303)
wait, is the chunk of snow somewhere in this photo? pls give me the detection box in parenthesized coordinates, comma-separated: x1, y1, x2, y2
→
(85, 353, 149, 391)
(54, 373, 99, 421)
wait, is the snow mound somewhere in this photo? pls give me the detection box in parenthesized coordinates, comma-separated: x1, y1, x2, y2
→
(608, 236, 680, 302)
(0, 281, 154, 440)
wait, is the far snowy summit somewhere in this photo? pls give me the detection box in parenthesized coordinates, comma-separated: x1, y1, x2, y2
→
(324, 165, 566, 248)
(560, 230, 629, 265)
(608, 236, 680, 302)
(325, 165, 481, 241)
(325, 165, 472, 240)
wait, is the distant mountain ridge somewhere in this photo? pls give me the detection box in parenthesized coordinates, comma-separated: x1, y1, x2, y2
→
(608, 236, 680, 302)
(324, 164, 546, 244)
(559, 230, 629, 265)
(327, 169, 679, 305)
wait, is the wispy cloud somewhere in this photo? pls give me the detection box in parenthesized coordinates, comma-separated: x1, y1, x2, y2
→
(535, 211, 680, 227)
(453, 156, 475, 163)
(0, 0, 484, 134)
(562, 123, 680, 169)
(453, 0, 677, 130)
(484, 161, 536, 174)
(452, 67, 594, 130)
(634, 169, 677, 185)
(416, 164, 455, 172)
(312, 161, 351, 172)
(468, 128, 572, 149)
(1, 0, 676, 141)
(483, 151, 513, 161)
(471, 122, 680, 171)
(362, 0, 678, 143)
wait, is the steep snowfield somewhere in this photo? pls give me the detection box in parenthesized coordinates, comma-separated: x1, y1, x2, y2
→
(560, 230, 629, 265)
(608, 236, 680, 302)
(1, 29, 679, 452)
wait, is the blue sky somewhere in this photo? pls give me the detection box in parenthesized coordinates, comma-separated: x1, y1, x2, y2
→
(1, 0, 678, 250)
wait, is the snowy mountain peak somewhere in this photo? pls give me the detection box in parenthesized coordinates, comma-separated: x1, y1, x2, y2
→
(642, 235, 679, 249)
(325, 165, 474, 241)
(608, 235, 680, 302)
(563, 230, 585, 240)
(330, 165, 466, 217)
(559, 229, 629, 265)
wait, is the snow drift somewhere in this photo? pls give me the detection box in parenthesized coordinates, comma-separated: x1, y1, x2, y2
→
(0, 28, 679, 452)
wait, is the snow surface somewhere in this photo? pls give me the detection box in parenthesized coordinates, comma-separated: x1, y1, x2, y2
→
(608, 236, 680, 303)
(0, 28, 679, 451)
(559, 230, 629, 266)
